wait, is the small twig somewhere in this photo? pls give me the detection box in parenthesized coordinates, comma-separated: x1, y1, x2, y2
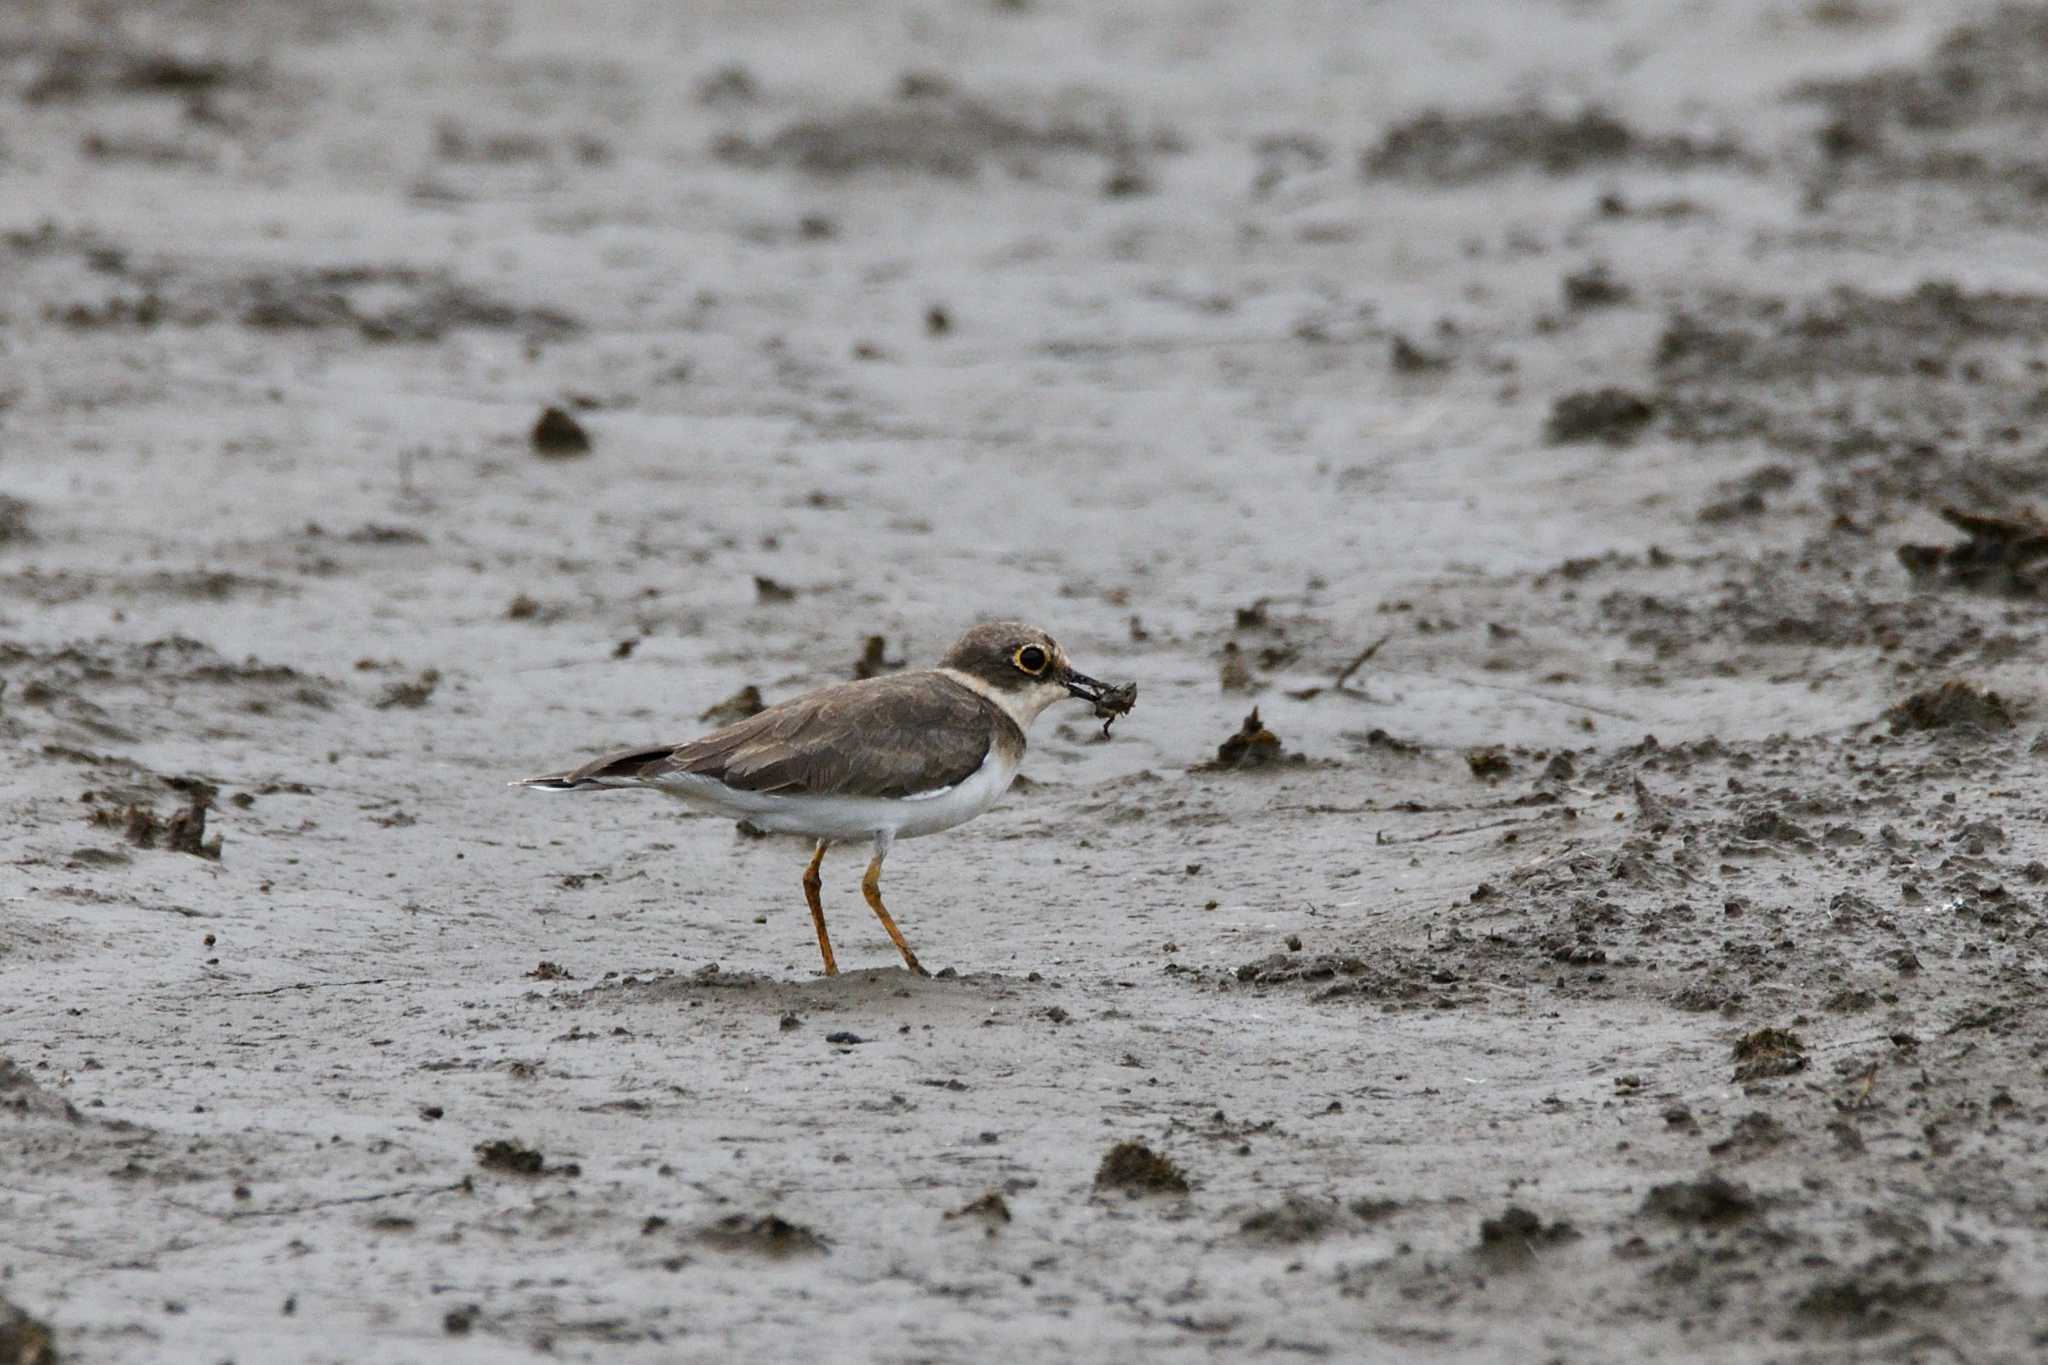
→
(1812, 1033, 1909, 1052)
(1374, 815, 1531, 845)
(1380, 670, 1642, 721)
(1332, 635, 1393, 690)
(1276, 794, 1544, 817)
(167, 1179, 470, 1221)
(229, 977, 394, 997)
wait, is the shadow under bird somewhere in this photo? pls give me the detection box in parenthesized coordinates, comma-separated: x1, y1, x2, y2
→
(516, 621, 1135, 976)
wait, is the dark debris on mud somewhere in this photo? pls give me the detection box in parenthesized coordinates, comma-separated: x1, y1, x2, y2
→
(697, 1213, 827, 1257)
(1545, 387, 1657, 445)
(40, 262, 579, 345)
(1650, 282, 2048, 523)
(92, 796, 222, 860)
(1795, 4, 2048, 202)
(945, 1192, 1013, 1231)
(1241, 1195, 1343, 1245)
(10, 34, 265, 105)
(0, 496, 31, 545)
(1477, 1205, 1580, 1258)
(1, 1057, 86, 1125)
(1364, 107, 1744, 183)
(1709, 1112, 1792, 1162)
(1199, 708, 1299, 771)
(1883, 681, 2013, 735)
(714, 93, 1169, 182)
(699, 684, 765, 724)
(1640, 1174, 1761, 1227)
(851, 635, 905, 679)
(1094, 1140, 1190, 1196)
(0, 1296, 59, 1365)
(475, 1138, 578, 1177)
(373, 670, 441, 710)
(531, 405, 591, 457)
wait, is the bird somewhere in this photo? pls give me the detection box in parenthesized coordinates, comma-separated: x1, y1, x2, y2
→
(515, 621, 1130, 976)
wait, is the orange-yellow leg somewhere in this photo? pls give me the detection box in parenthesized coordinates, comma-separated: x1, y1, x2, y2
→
(861, 845, 928, 977)
(803, 840, 837, 976)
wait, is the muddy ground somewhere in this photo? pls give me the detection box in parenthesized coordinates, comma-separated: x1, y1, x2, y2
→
(6, 1, 2048, 1361)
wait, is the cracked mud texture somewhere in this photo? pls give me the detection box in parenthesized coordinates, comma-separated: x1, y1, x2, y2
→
(6, 1, 2048, 1362)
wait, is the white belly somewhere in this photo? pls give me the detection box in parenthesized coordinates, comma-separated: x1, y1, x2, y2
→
(650, 747, 1020, 840)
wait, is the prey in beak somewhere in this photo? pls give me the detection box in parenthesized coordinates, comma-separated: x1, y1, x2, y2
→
(1062, 667, 1138, 737)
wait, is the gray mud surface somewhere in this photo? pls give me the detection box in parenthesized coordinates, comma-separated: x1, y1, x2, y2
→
(6, 2, 2048, 1361)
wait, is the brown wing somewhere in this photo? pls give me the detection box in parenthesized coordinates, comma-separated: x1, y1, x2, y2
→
(564, 671, 1016, 799)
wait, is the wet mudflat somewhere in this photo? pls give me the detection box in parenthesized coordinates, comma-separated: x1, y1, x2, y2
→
(5, 2, 2048, 1361)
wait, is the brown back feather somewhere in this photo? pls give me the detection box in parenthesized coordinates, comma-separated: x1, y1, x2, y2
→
(635, 671, 1019, 798)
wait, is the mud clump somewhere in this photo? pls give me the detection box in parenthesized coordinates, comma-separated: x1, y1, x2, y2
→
(530, 405, 591, 457)
(945, 1191, 1012, 1230)
(1562, 263, 1631, 310)
(1218, 642, 1255, 693)
(1794, 6, 2048, 196)
(714, 95, 1150, 179)
(1710, 1112, 1791, 1161)
(1795, 1275, 1947, 1328)
(852, 635, 904, 679)
(1731, 1027, 1808, 1082)
(696, 63, 758, 106)
(163, 799, 221, 860)
(234, 266, 578, 345)
(1658, 283, 2048, 388)
(1477, 1205, 1579, 1256)
(343, 524, 427, 547)
(1883, 681, 2013, 735)
(475, 1138, 577, 1177)
(1236, 952, 1367, 985)
(1640, 1174, 1759, 1226)
(1364, 107, 1740, 183)
(1204, 708, 1286, 770)
(1697, 464, 1795, 523)
(1390, 334, 1450, 372)
(1095, 1140, 1190, 1195)
(0, 497, 31, 545)
(475, 1138, 543, 1174)
(1241, 1195, 1341, 1244)
(96, 797, 221, 860)
(374, 670, 441, 710)
(1545, 387, 1657, 445)
(698, 1213, 826, 1256)
(699, 685, 766, 725)
(95, 804, 159, 848)
(1899, 507, 2048, 595)
(0, 1297, 59, 1365)
(2, 1058, 84, 1124)
(18, 39, 261, 104)
(1464, 746, 1512, 780)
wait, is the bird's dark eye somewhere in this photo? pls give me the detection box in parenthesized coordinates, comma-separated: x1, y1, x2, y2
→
(1014, 645, 1049, 675)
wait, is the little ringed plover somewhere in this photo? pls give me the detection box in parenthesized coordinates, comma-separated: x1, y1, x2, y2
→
(517, 621, 1134, 976)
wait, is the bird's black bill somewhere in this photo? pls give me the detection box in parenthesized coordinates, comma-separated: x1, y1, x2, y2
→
(1063, 670, 1112, 705)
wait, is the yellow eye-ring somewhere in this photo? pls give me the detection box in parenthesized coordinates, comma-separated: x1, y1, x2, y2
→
(1014, 644, 1049, 675)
